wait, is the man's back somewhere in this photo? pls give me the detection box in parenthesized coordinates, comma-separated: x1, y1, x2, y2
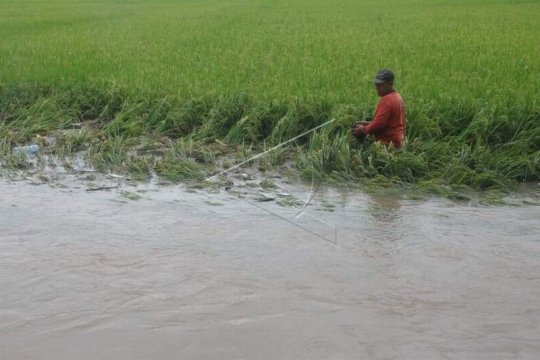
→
(364, 91, 405, 148)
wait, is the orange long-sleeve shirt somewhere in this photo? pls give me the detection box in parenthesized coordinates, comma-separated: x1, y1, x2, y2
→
(364, 91, 405, 148)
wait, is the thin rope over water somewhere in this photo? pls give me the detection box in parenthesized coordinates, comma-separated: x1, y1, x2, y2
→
(205, 118, 336, 181)
(244, 198, 338, 245)
(204, 118, 338, 245)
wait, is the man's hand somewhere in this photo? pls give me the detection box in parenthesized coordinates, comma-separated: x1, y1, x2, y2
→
(352, 124, 366, 138)
(352, 120, 370, 128)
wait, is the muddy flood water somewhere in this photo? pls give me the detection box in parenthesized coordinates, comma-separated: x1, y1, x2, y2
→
(1, 178, 539, 360)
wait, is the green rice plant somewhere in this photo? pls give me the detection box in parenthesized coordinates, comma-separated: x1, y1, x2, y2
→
(174, 138, 219, 165)
(269, 100, 333, 145)
(102, 101, 146, 138)
(126, 156, 154, 181)
(53, 129, 94, 156)
(1, 96, 76, 142)
(0, 139, 30, 170)
(149, 97, 211, 138)
(194, 93, 252, 140)
(1, 152, 30, 170)
(155, 145, 206, 182)
(299, 128, 353, 176)
(356, 143, 429, 182)
(87, 135, 131, 173)
(258, 144, 293, 171)
(225, 100, 289, 144)
(1, 0, 538, 107)
(489, 149, 539, 183)
(405, 105, 442, 140)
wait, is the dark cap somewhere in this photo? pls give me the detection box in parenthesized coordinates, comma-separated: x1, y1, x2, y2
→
(371, 69, 395, 84)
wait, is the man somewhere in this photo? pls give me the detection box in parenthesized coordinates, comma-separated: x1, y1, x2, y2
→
(352, 69, 405, 148)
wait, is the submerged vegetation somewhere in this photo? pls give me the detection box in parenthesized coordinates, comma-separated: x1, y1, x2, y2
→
(0, 0, 538, 196)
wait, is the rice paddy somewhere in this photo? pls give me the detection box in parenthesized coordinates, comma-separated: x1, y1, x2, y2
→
(1, 0, 539, 196)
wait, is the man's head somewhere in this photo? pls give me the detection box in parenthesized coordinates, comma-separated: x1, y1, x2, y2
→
(371, 69, 395, 97)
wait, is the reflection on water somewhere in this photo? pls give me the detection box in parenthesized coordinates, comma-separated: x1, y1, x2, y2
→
(1, 180, 539, 360)
(367, 194, 404, 242)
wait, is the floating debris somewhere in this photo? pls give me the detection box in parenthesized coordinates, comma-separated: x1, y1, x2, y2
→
(12, 144, 39, 156)
(86, 185, 119, 192)
(120, 191, 142, 201)
(255, 192, 275, 202)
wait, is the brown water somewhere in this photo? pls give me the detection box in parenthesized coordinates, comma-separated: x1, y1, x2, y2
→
(1, 179, 539, 360)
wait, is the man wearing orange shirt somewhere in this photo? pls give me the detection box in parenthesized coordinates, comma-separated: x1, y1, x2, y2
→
(352, 69, 405, 148)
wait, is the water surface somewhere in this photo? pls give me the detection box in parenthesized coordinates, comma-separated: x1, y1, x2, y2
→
(1, 180, 539, 359)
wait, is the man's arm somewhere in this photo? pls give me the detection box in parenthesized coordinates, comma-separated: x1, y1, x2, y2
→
(364, 99, 391, 134)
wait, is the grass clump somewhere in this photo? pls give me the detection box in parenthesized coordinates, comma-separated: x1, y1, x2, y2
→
(154, 141, 208, 182)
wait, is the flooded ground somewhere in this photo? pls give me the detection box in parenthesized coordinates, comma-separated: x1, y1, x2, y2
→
(1, 177, 539, 360)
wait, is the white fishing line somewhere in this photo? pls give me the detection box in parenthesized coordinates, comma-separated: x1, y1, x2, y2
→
(249, 168, 338, 245)
(205, 118, 336, 181)
(293, 170, 318, 220)
(243, 198, 337, 245)
(205, 118, 339, 245)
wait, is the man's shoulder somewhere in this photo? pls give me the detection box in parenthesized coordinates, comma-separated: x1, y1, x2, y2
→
(382, 91, 402, 105)
(388, 91, 402, 100)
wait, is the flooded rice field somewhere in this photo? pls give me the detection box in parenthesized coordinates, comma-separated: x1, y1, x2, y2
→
(1, 178, 539, 360)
